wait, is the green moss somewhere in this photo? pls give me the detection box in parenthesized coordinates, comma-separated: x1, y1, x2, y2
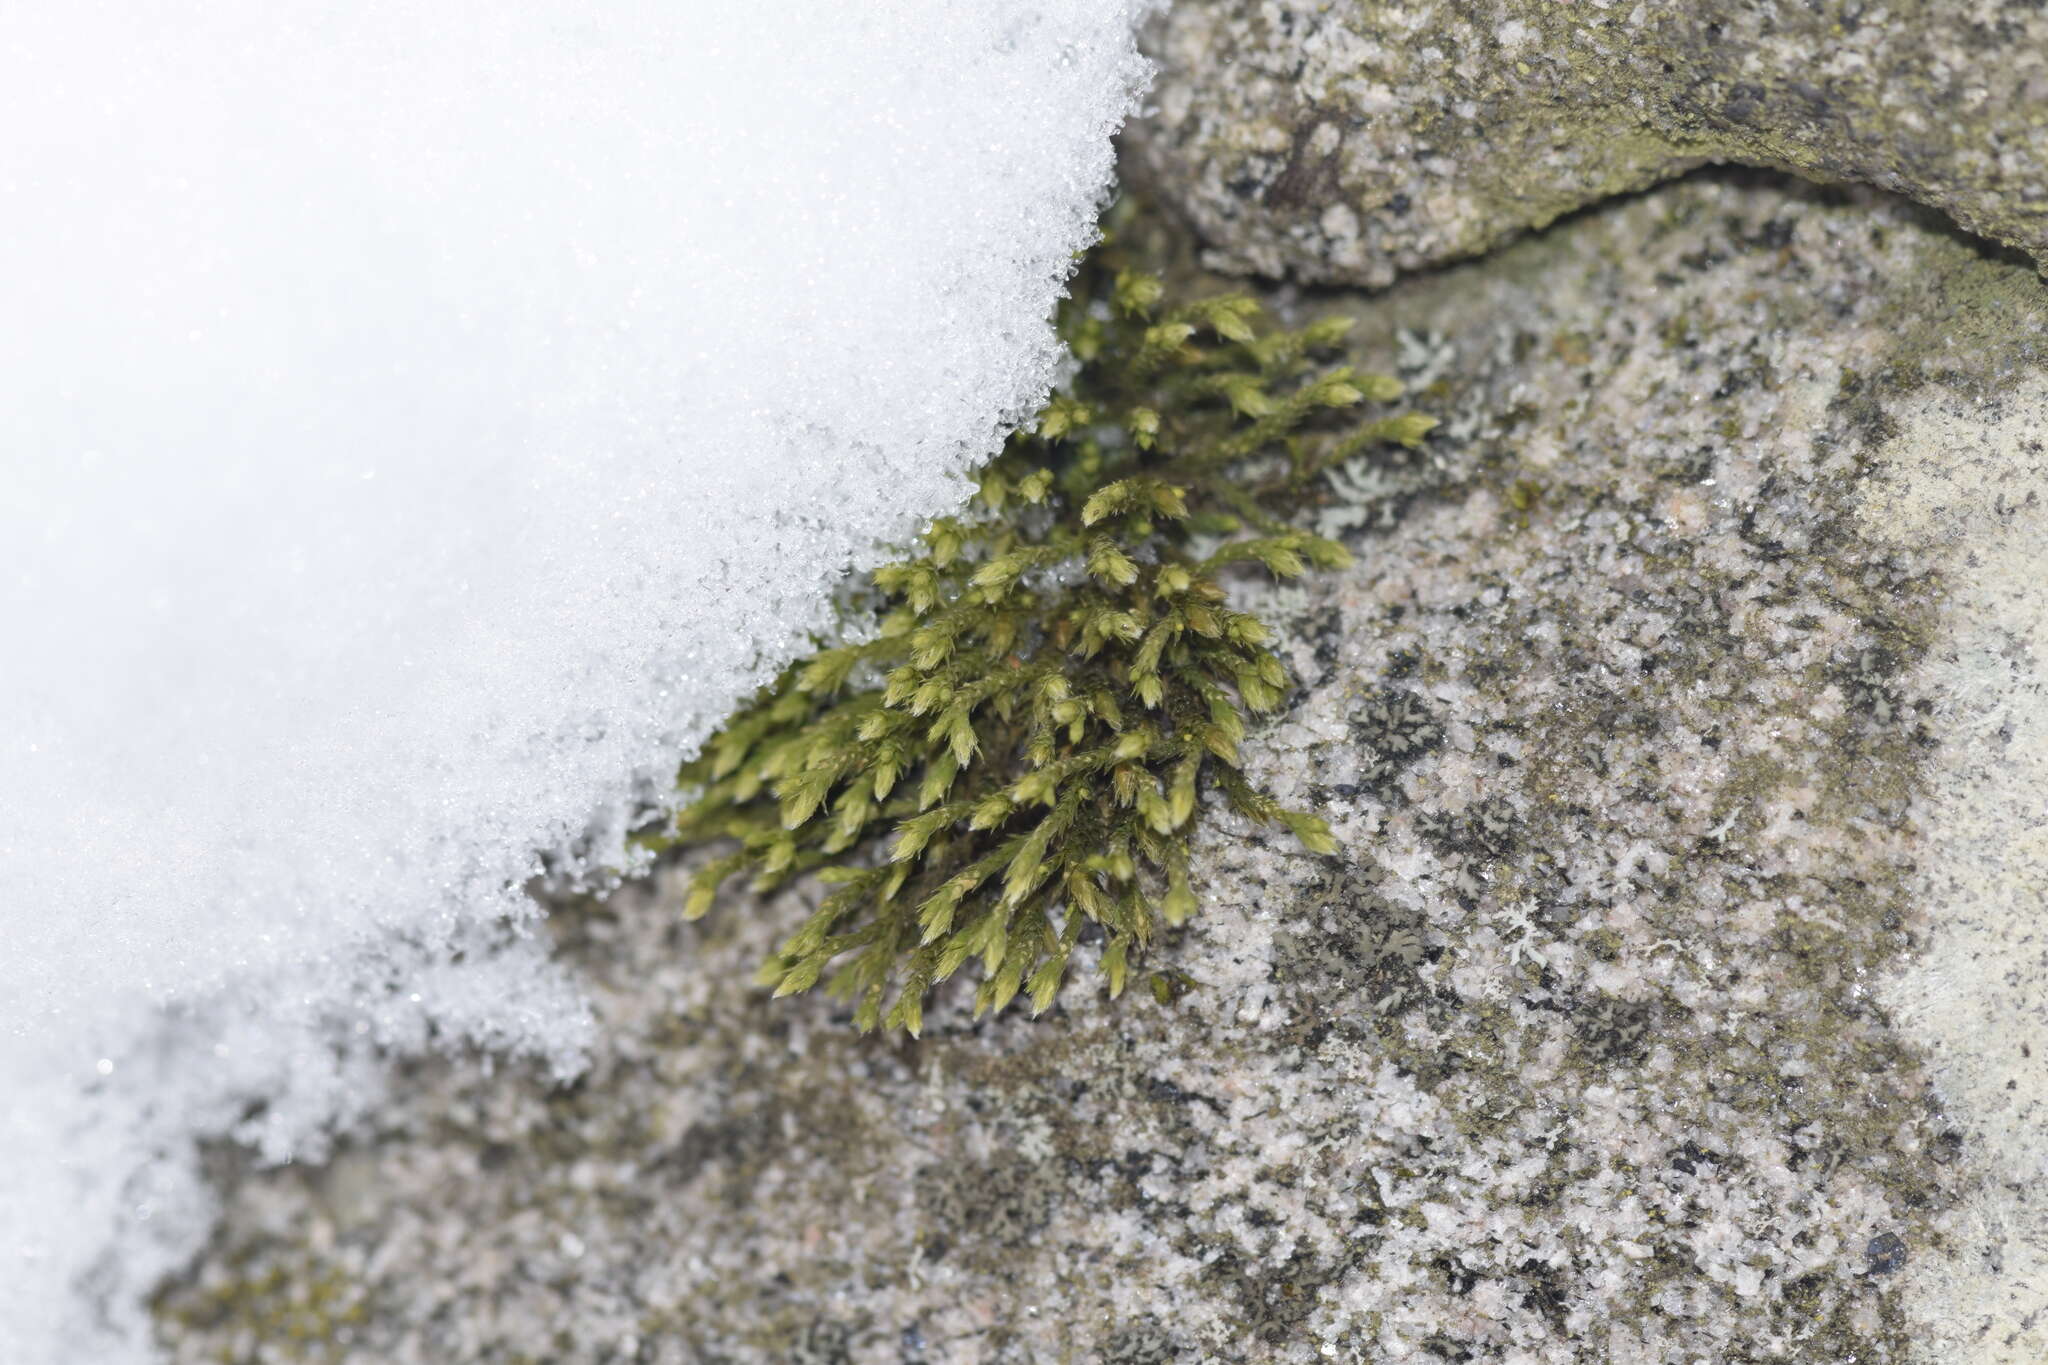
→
(646, 226, 1433, 1032)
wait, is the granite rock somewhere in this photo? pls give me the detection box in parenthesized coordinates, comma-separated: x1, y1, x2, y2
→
(1128, 0, 2048, 286)
(153, 175, 2048, 1363)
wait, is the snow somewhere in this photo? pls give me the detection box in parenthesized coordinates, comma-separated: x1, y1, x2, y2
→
(0, 4, 1152, 1359)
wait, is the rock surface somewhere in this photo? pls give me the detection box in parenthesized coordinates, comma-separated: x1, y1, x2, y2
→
(1128, 0, 2048, 286)
(1861, 354, 2048, 1358)
(153, 175, 2048, 1363)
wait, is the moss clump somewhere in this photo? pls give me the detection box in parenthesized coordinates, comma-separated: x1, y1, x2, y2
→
(650, 237, 1433, 1033)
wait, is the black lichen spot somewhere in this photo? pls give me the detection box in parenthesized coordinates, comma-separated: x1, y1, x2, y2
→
(1350, 688, 1444, 792)
(1783, 1269, 1832, 1317)
(1104, 1317, 1183, 1364)
(917, 1152, 1057, 1268)
(1827, 367, 1903, 454)
(1518, 1258, 1571, 1333)
(1266, 118, 1339, 212)
(1415, 797, 1522, 862)
(1712, 368, 1755, 400)
(1653, 444, 1718, 484)
(1227, 172, 1265, 202)
(1412, 807, 1455, 847)
(1721, 82, 1766, 124)
(1577, 996, 1657, 1065)
(1865, 1231, 1909, 1274)
(1272, 869, 1432, 1017)
(1835, 644, 1914, 729)
(1303, 604, 1347, 688)
(1667, 1140, 1719, 1177)
(1203, 1248, 1336, 1346)
(1741, 217, 1796, 251)
(1434, 1255, 1478, 1296)
(792, 1318, 854, 1365)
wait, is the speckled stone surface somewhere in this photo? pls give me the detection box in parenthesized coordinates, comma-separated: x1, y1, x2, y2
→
(1860, 372, 2048, 1360)
(152, 174, 2048, 1363)
(1128, 0, 2048, 287)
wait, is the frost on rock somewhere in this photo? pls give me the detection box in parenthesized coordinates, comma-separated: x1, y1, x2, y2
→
(0, 5, 1153, 1361)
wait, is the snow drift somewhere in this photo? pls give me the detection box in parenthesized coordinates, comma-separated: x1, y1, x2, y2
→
(0, 4, 1152, 1358)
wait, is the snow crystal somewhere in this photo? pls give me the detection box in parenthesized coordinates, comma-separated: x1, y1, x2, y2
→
(0, 4, 1152, 1360)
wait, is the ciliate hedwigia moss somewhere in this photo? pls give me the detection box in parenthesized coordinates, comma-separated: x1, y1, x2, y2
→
(647, 244, 1435, 1033)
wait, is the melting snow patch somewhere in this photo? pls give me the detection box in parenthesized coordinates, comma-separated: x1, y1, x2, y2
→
(0, 4, 1152, 1359)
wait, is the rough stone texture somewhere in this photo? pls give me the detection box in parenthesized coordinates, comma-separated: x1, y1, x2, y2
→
(1863, 380, 2048, 1358)
(152, 174, 2048, 1363)
(1128, 0, 2048, 287)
